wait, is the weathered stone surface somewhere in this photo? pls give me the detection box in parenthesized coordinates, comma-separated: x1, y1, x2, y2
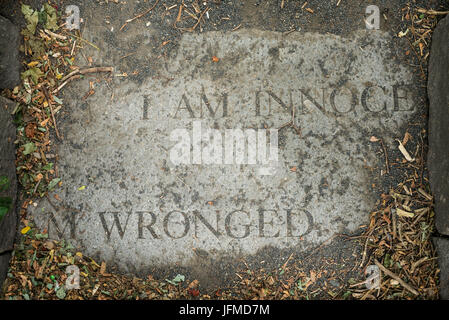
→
(0, 96, 18, 289)
(0, 16, 20, 89)
(433, 237, 449, 299)
(428, 15, 449, 236)
(27, 28, 421, 276)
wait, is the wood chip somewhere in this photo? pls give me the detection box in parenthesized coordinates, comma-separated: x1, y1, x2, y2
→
(396, 139, 415, 162)
(396, 208, 415, 218)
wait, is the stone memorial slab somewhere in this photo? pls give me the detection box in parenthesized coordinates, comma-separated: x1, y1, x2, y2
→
(28, 29, 418, 275)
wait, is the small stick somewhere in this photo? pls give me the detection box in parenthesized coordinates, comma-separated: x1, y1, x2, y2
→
(71, 34, 100, 51)
(70, 40, 77, 56)
(281, 252, 294, 270)
(416, 8, 449, 15)
(173, 3, 184, 29)
(359, 230, 372, 267)
(374, 259, 419, 296)
(33, 179, 41, 195)
(379, 139, 390, 174)
(53, 67, 113, 94)
(283, 28, 296, 36)
(232, 24, 241, 32)
(53, 74, 81, 94)
(44, 29, 67, 40)
(60, 68, 80, 83)
(79, 67, 114, 74)
(120, 0, 160, 31)
(179, 7, 209, 32)
(43, 86, 62, 140)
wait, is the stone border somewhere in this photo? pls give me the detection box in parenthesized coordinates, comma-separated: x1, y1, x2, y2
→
(428, 14, 449, 299)
(0, 97, 18, 289)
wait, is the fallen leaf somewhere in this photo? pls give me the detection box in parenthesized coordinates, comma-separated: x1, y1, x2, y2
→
(188, 279, 199, 289)
(22, 142, 36, 155)
(21, 226, 31, 234)
(48, 178, 61, 190)
(100, 261, 107, 275)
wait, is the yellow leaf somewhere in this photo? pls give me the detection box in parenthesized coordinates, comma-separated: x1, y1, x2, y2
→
(21, 226, 31, 234)
(76, 252, 83, 258)
(78, 185, 86, 191)
(27, 61, 39, 67)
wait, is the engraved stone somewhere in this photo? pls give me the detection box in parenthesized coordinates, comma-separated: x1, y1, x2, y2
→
(28, 30, 419, 273)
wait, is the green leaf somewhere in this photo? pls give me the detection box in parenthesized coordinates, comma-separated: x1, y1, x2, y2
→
(44, 3, 59, 31)
(48, 178, 61, 190)
(384, 253, 392, 268)
(53, 96, 63, 105)
(22, 142, 36, 155)
(43, 162, 54, 170)
(56, 287, 66, 299)
(38, 9, 46, 25)
(166, 274, 185, 285)
(21, 67, 44, 85)
(21, 4, 39, 34)
(342, 291, 352, 300)
(35, 233, 48, 240)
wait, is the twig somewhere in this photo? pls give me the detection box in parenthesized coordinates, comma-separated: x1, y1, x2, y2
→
(53, 75, 81, 94)
(405, 36, 425, 77)
(79, 67, 114, 74)
(173, 3, 184, 29)
(44, 29, 67, 40)
(178, 7, 210, 32)
(120, 0, 160, 31)
(53, 67, 113, 94)
(281, 252, 294, 271)
(278, 106, 301, 135)
(70, 34, 100, 51)
(374, 259, 419, 295)
(283, 28, 296, 36)
(43, 86, 62, 140)
(359, 229, 373, 267)
(379, 139, 390, 174)
(33, 179, 41, 195)
(416, 8, 449, 15)
(231, 24, 241, 32)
